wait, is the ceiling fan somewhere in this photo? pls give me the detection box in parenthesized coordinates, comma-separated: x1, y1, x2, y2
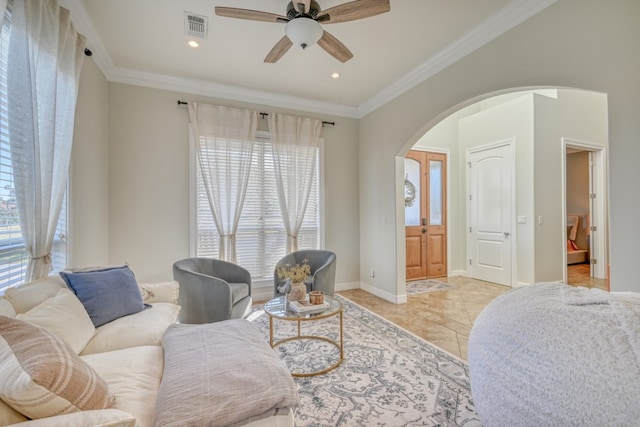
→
(215, 0, 390, 63)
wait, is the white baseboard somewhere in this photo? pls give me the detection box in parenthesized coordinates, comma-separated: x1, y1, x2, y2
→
(335, 281, 360, 292)
(449, 269, 468, 277)
(252, 284, 274, 303)
(359, 282, 406, 304)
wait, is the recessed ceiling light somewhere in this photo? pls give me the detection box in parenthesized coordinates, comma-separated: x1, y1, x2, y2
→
(188, 40, 199, 48)
(331, 72, 341, 79)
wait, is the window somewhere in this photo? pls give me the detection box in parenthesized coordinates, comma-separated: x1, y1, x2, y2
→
(0, 2, 67, 292)
(195, 132, 321, 281)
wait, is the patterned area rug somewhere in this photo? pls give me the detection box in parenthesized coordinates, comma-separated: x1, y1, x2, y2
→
(406, 279, 455, 295)
(248, 296, 480, 426)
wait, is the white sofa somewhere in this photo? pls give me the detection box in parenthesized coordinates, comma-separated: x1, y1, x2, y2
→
(0, 273, 296, 427)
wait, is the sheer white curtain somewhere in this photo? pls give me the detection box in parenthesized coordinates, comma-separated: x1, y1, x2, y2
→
(7, 0, 85, 281)
(0, 0, 6, 27)
(268, 113, 321, 253)
(188, 103, 258, 263)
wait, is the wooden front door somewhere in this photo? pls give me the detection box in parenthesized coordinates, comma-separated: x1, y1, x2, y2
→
(405, 150, 447, 280)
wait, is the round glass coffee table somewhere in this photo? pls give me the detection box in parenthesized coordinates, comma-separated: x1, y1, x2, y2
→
(263, 295, 343, 377)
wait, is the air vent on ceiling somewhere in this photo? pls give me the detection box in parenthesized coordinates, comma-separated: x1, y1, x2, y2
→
(184, 12, 208, 39)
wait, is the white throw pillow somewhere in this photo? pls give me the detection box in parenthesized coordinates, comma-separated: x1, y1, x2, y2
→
(17, 288, 96, 354)
(138, 281, 180, 304)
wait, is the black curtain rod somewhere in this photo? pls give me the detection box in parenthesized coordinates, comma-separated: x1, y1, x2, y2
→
(177, 100, 335, 127)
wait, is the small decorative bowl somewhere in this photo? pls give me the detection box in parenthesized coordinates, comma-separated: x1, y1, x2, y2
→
(309, 290, 324, 305)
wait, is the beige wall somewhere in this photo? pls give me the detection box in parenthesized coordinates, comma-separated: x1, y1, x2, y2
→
(70, 59, 109, 267)
(360, 0, 640, 293)
(460, 94, 536, 285)
(71, 65, 360, 287)
(71, 0, 638, 294)
(533, 90, 608, 282)
(566, 152, 589, 214)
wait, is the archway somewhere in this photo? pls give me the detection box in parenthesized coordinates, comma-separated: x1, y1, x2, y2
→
(394, 87, 609, 297)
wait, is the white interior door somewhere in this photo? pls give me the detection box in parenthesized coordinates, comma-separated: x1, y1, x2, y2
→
(468, 143, 513, 286)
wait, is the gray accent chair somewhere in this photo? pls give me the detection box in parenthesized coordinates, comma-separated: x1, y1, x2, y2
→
(273, 250, 337, 298)
(173, 258, 252, 324)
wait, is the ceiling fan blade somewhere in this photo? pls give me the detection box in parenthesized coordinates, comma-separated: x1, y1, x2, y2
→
(264, 36, 293, 63)
(317, 0, 390, 24)
(317, 31, 353, 63)
(215, 7, 288, 23)
(293, 1, 311, 14)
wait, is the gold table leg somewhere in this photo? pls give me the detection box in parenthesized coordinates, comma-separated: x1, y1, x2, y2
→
(269, 315, 274, 348)
(271, 308, 344, 377)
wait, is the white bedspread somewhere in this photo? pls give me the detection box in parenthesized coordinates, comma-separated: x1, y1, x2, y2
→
(469, 283, 640, 427)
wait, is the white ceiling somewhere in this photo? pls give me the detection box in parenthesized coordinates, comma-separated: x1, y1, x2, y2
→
(65, 0, 557, 118)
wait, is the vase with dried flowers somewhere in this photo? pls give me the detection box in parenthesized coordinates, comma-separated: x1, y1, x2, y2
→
(276, 259, 311, 301)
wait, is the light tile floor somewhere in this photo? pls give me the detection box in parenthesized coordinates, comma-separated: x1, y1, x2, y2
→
(339, 277, 509, 361)
(567, 263, 608, 290)
(338, 265, 607, 361)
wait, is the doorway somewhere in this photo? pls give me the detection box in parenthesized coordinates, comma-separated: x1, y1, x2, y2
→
(395, 88, 609, 297)
(562, 139, 608, 286)
(404, 150, 447, 280)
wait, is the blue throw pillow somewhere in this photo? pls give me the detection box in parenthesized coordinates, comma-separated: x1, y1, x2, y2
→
(60, 266, 145, 327)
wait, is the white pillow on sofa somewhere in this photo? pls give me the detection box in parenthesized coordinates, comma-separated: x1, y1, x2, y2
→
(17, 288, 95, 354)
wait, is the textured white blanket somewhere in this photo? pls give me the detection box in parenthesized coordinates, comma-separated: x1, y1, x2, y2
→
(469, 283, 640, 427)
(153, 320, 298, 427)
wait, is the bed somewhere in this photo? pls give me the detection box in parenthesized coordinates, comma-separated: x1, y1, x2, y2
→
(566, 213, 589, 264)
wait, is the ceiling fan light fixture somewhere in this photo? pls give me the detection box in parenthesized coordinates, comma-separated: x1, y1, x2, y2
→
(285, 17, 323, 49)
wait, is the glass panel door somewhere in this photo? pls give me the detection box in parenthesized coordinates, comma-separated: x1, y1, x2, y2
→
(429, 160, 443, 226)
(404, 158, 421, 226)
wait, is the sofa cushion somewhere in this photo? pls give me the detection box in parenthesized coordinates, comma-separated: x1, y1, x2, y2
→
(6, 409, 137, 427)
(0, 398, 28, 425)
(3, 276, 67, 314)
(60, 266, 146, 327)
(82, 346, 164, 427)
(0, 315, 115, 419)
(81, 303, 180, 355)
(17, 288, 95, 354)
(0, 297, 16, 318)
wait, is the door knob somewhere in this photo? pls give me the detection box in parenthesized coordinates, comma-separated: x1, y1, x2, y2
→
(422, 227, 427, 233)
(504, 232, 510, 237)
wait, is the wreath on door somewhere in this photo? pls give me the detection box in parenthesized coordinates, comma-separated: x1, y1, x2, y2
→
(404, 178, 416, 207)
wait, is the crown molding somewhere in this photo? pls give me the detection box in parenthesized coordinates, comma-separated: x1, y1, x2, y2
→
(62, 0, 557, 120)
(356, 0, 559, 118)
(107, 67, 361, 119)
(59, 0, 116, 77)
